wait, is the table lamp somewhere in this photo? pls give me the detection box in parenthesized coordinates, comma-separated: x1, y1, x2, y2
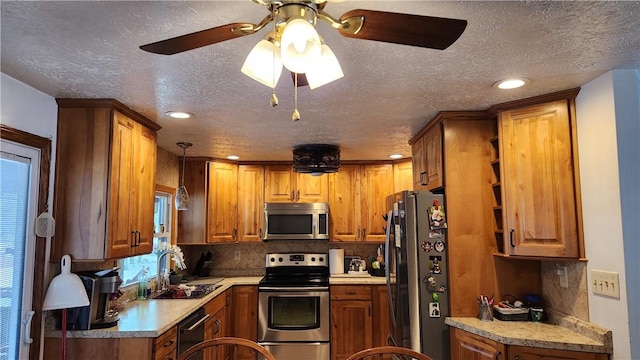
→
(43, 254, 90, 360)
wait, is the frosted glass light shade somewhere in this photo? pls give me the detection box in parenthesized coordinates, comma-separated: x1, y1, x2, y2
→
(306, 44, 344, 89)
(241, 39, 283, 88)
(280, 18, 322, 74)
(175, 185, 189, 211)
(43, 255, 90, 311)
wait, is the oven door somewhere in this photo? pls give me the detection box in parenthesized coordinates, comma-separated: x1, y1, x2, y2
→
(258, 287, 330, 342)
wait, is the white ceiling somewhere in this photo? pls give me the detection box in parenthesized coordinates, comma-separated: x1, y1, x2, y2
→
(2, 1, 639, 161)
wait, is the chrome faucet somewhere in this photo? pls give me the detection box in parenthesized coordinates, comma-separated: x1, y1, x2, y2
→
(156, 250, 186, 292)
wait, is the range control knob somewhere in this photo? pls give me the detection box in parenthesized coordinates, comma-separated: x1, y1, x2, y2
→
(270, 257, 275, 263)
(311, 257, 316, 262)
(278, 257, 283, 262)
(319, 257, 324, 262)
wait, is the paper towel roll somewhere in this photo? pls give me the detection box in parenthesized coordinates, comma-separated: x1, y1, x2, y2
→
(329, 249, 345, 274)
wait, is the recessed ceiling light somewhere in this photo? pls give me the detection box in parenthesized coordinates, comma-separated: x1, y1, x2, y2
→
(389, 154, 403, 159)
(227, 155, 240, 160)
(165, 111, 193, 119)
(493, 78, 530, 90)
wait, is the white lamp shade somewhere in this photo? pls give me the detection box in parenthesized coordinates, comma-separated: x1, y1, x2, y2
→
(241, 39, 283, 88)
(306, 44, 344, 89)
(43, 255, 90, 311)
(280, 18, 322, 74)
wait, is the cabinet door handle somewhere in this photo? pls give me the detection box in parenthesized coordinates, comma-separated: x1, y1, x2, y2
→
(290, 191, 295, 201)
(137, 231, 141, 247)
(509, 229, 515, 248)
(357, 227, 361, 239)
(163, 340, 174, 348)
(214, 319, 221, 335)
(296, 190, 300, 201)
(258, 228, 263, 239)
(496, 351, 502, 359)
(130, 231, 137, 247)
(232, 228, 237, 240)
(419, 171, 427, 185)
(362, 228, 366, 239)
(345, 291, 356, 295)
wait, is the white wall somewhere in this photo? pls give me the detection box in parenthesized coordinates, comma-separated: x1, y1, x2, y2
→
(1, 72, 58, 360)
(576, 70, 638, 360)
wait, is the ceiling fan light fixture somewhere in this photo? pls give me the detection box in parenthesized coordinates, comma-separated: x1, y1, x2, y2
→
(280, 18, 322, 73)
(306, 44, 344, 89)
(493, 78, 530, 90)
(293, 144, 341, 174)
(241, 36, 283, 88)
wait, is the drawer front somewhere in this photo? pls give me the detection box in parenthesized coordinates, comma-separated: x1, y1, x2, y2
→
(331, 285, 371, 300)
(154, 326, 178, 360)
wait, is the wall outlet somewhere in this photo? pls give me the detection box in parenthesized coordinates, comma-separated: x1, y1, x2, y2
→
(591, 269, 620, 298)
(234, 250, 241, 261)
(557, 266, 569, 288)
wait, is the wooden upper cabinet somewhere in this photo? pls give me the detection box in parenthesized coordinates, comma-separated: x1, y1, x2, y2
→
(178, 160, 209, 244)
(411, 122, 443, 191)
(328, 165, 362, 241)
(237, 165, 265, 242)
(264, 165, 328, 203)
(53, 99, 159, 261)
(329, 164, 393, 242)
(361, 164, 394, 241)
(393, 160, 413, 192)
(499, 99, 580, 258)
(208, 161, 238, 242)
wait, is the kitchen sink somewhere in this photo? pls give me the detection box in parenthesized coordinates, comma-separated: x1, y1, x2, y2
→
(150, 284, 222, 300)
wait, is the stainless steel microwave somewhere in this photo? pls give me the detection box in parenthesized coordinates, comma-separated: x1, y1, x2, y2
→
(263, 202, 329, 241)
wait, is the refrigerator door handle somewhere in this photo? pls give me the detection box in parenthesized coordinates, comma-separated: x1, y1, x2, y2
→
(384, 210, 396, 327)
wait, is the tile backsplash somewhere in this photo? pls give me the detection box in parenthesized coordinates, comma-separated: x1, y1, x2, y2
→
(180, 241, 381, 277)
(541, 261, 589, 320)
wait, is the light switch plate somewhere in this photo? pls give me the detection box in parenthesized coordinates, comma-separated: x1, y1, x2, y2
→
(591, 269, 620, 298)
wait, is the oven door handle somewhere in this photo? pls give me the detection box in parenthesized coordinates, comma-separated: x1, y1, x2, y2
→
(181, 313, 211, 334)
(259, 286, 329, 292)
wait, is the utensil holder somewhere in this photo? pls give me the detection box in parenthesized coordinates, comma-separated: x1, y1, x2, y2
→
(478, 303, 493, 321)
(530, 307, 544, 322)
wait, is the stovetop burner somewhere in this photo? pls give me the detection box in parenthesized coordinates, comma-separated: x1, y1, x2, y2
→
(259, 253, 329, 287)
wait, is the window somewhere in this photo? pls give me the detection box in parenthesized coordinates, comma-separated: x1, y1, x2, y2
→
(119, 191, 172, 286)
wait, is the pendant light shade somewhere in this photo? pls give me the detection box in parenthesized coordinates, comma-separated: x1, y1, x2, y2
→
(241, 34, 283, 88)
(306, 44, 344, 89)
(280, 18, 322, 74)
(175, 142, 192, 211)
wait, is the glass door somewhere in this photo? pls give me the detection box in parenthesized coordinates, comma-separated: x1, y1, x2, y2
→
(0, 140, 41, 360)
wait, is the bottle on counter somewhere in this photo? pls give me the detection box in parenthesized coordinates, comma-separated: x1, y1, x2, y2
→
(137, 267, 148, 300)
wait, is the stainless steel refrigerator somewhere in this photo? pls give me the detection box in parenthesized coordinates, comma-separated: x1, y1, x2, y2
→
(385, 190, 449, 359)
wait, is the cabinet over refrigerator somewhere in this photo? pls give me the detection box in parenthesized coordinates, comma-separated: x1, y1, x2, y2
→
(385, 190, 449, 360)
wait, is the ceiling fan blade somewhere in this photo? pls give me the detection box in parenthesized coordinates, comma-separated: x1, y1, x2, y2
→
(338, 9, 467, 50)
(140, 22, 256, 55)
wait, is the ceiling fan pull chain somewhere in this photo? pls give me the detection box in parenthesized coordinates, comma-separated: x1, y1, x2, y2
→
(292, 73, 300, 121)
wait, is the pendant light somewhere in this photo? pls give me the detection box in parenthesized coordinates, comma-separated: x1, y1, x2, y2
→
(175, 142, 192, 210)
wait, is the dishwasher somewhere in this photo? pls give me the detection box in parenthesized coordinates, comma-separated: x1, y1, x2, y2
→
(177, 307, 210, 360)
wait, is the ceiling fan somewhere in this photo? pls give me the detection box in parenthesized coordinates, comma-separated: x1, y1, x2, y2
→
(140, 0, 468, 56)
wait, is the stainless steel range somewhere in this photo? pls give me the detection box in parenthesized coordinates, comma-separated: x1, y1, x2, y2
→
(258, 253, 330, 360)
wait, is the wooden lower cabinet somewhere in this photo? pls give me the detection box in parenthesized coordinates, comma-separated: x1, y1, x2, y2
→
(450, 327, 506, 360)
(450, 328, 608, 360)
(231, 286, 258, 360)
(154, 326, 178, 360)
(508, 345, 608, 360)
(43, 327, 176, 360)
(330, 285, 373, 360)
(204, 289, 229, 360)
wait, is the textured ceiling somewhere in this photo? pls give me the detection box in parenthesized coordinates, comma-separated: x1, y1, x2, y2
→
(2, 1, 639, 161)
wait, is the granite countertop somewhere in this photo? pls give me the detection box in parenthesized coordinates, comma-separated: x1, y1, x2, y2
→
(446, 316, 612, 354)
(46, 275, 386, 339)
(329, 274, 387, 284)
(46, 277, 262, 339)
